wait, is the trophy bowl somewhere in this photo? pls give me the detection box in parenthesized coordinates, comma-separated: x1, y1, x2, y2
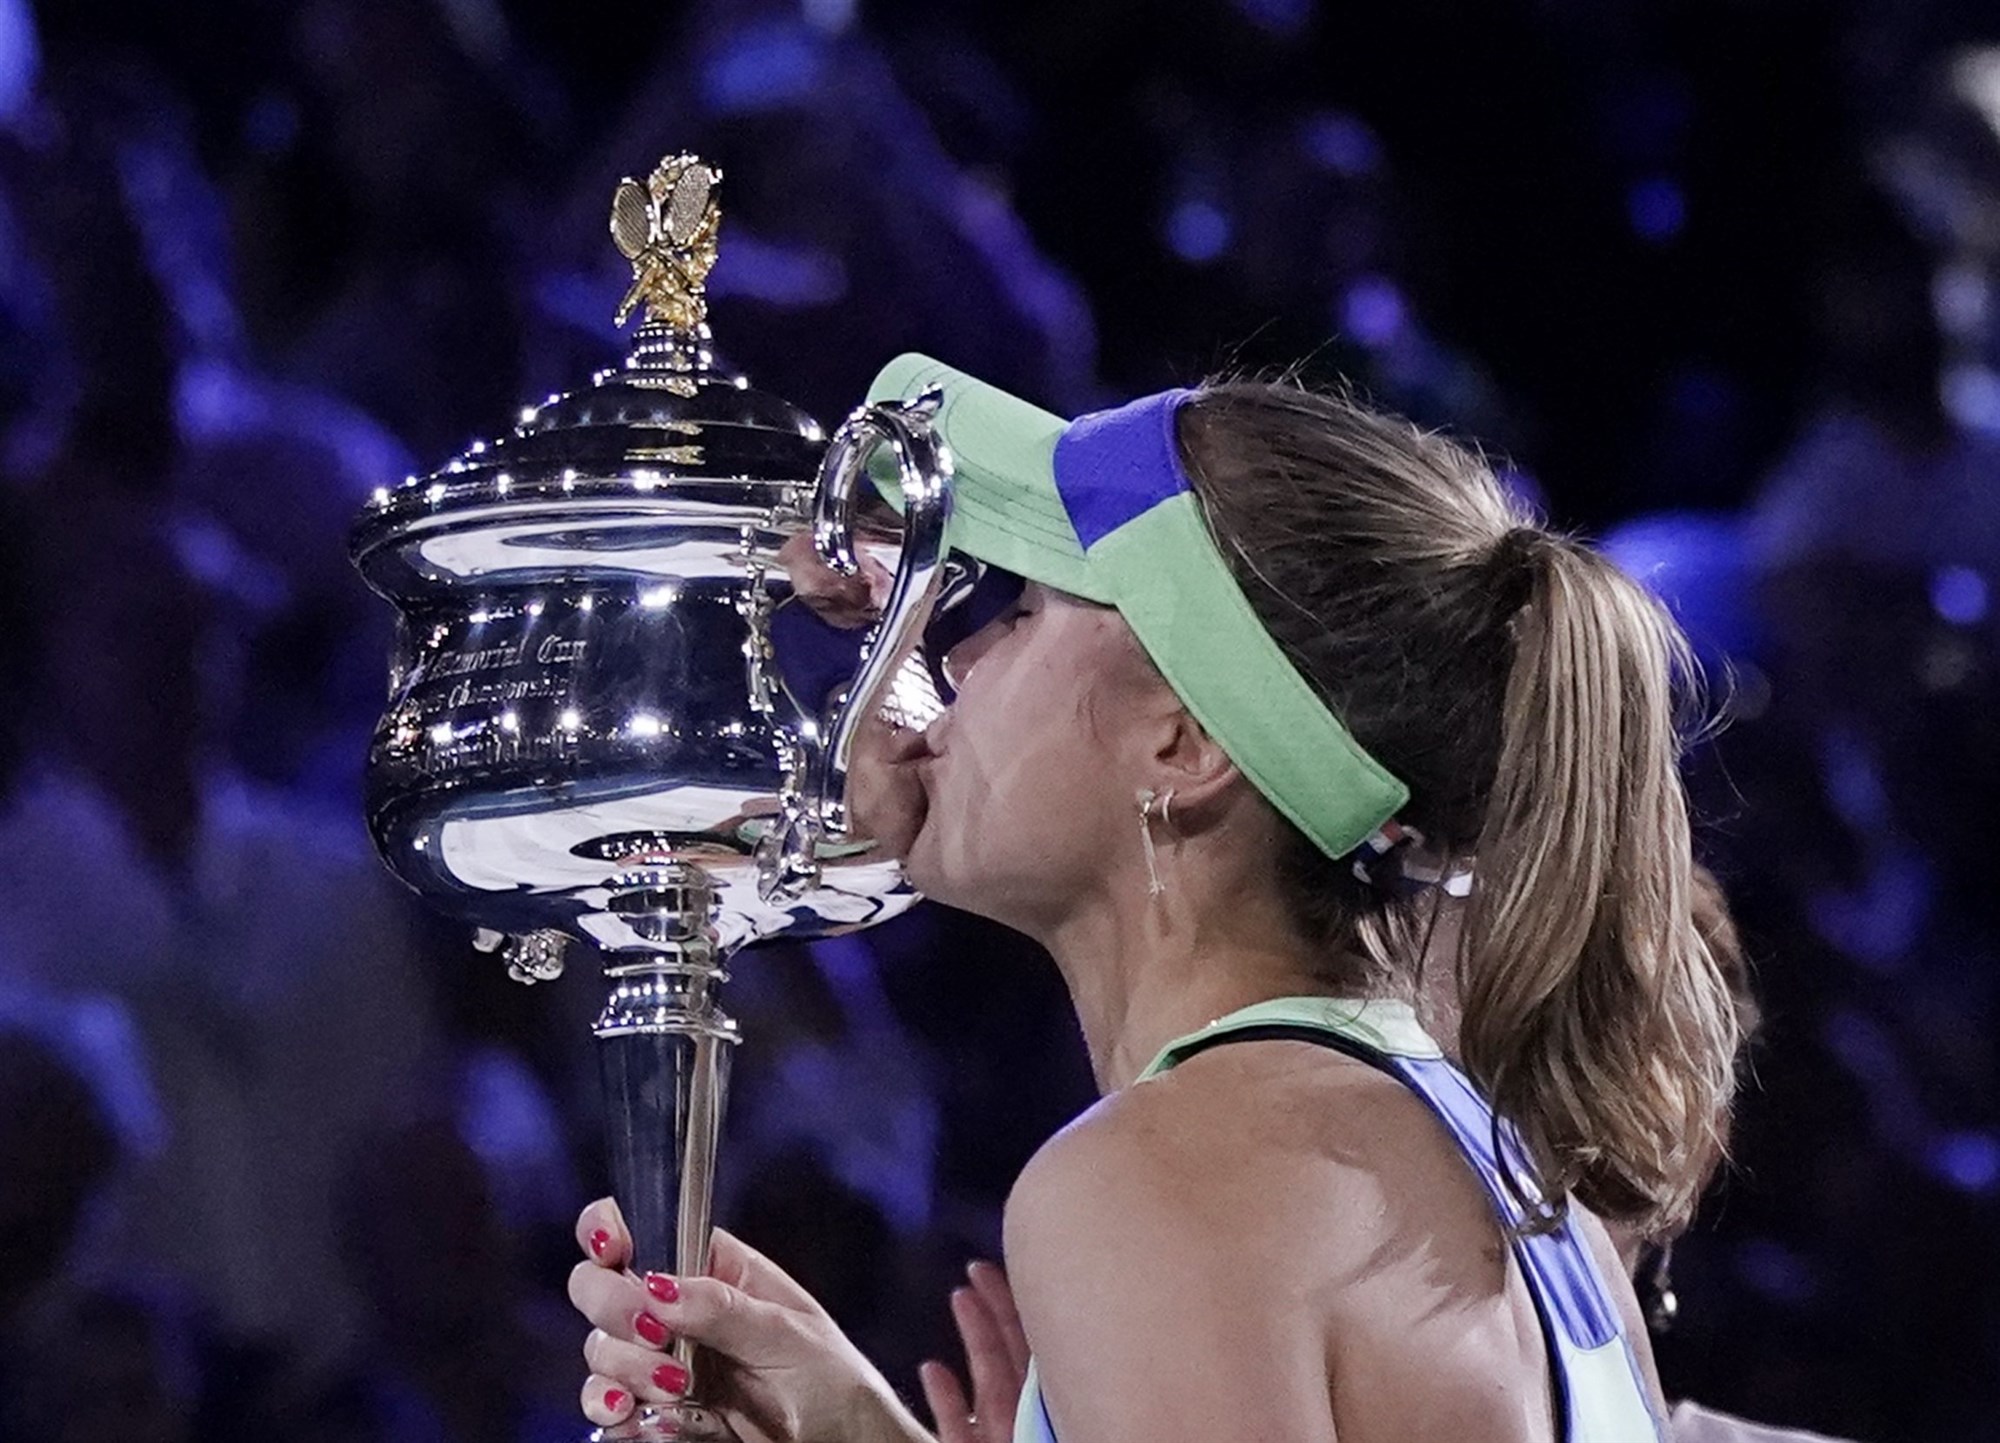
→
(349, 154, 953, 1440)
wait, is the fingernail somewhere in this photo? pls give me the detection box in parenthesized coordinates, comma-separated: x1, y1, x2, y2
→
(589, 1229, 612, 1258)
(604, 1389, 628, 1413)
(634, 1310, 669, 1346)
(645, 1272, 680, 1303)
(652, 1360, 689, 1394)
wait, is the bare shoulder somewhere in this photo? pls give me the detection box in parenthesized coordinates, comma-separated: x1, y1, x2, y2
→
(1008, 1037, 1506, 1262)
(1004, 1038, 1562, 1443)
(998, 1045, 1372, 1442)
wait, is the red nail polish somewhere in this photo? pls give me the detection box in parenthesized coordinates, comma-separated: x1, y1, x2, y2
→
(652, 1360, 689, 1394)
(634, 1310, 669, 1346)
(604, 1389, 628, 1413)
(589, 1229, 611, 1258)
(645, 1272, 680, 1303)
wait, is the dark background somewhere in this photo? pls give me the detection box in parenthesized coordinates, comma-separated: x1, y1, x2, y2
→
(0, 0, 1997, 1439)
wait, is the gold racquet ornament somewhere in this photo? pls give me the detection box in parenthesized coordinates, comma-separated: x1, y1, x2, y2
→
(610, 154, 723, 331)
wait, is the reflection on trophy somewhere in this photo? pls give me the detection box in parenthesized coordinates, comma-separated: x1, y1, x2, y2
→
(350, 154, 955, 1441)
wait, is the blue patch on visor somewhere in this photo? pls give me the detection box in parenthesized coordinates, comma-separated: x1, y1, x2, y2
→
(1051, 389, 1200, 549)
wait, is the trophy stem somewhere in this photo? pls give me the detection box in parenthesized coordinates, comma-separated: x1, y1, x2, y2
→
(591, 864, 741, 1442)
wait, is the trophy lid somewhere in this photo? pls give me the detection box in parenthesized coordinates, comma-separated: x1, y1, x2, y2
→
(351, 155, 825, 591)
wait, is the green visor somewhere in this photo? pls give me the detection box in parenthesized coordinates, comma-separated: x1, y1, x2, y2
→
(864, 353, 1408, 861)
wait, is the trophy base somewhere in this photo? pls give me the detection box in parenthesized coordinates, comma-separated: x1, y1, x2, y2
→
(593, 1401, 735, 1441)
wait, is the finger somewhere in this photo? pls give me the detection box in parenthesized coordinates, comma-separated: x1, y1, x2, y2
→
(634, 1272, 796, 1362)
(569, 1260, 654, 1341)
(584, 1328, 693, 1402)
(856, 547, 897, 614)
(952, 1286, 1025, 1424)
(966, 1260, 1030, 1375)
(581, 1373, 637, 1427)
(704, 1227, 826, 1316)
(919, 1359, 975, 1443)
(577, 1197, 631, 1270)
(776, 533, 877, 628)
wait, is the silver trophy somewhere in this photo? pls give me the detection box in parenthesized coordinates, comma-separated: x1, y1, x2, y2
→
(349, 154, 954, 1441)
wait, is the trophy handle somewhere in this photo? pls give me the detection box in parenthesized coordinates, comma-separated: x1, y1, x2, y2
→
(807, 387, 955, 841)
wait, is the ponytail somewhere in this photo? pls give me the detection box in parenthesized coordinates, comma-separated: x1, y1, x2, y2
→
(1179, 381, 1745, 1236)
(1458, 533, 1740, 1236)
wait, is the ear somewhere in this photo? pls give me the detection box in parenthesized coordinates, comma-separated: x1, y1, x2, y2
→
(1145, 707, 1244, 824)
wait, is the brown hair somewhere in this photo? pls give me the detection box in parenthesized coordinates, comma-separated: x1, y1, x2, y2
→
(1177, 380, 1741, 1238)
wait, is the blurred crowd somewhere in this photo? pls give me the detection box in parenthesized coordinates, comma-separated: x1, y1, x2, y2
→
(0, 0, 1996, 1439)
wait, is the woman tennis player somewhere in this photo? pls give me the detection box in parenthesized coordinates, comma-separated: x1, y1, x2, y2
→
(566, 356, 1741, 1442)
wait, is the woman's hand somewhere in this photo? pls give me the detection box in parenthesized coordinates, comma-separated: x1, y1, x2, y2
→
(920, 1261, 1030, 1443)
(569, 1198, 928, 1443)
(776, 532, 893, 630)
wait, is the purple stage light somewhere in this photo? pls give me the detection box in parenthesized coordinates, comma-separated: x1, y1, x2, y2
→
(1930, 564, 1989, 625)
(702, 21, 826, 115)
(1230, 0, 1312, 39)
(1930, 1132, 2000, 1195)
(1166, 199, 1232, 265)
(1300, 111, 1382, 176)
(1627, 176, 1687, 243)
(1341, 275, 1406, 348)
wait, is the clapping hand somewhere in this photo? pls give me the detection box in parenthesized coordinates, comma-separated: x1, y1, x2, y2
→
(919, 1260, 1030, 1443)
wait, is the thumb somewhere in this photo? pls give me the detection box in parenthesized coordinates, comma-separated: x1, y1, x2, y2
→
(706, 1228, 827, 1317)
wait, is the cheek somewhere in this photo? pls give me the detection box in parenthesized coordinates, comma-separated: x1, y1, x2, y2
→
(915, 632, 1132, 886)
(966, 636, 1110, 781)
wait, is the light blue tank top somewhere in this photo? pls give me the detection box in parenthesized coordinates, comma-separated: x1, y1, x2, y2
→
(1011, 995, 1666, 1443)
